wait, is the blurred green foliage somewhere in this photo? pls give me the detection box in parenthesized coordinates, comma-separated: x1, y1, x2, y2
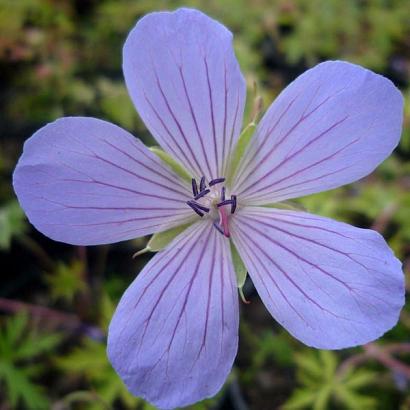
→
(0, 0, 409, 409)
(284, 350, 378, 409)
(0, 312, 61, 408)
(0, 200, 27, 250)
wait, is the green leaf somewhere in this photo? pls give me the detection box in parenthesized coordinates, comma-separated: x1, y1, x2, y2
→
(0, 363, 49, 409)
(226, 122, 256, 186)
(56, 337, 141, 408)
(230, 241, 247, 288)
(134, 223, 193, 257)
(283, 388, 317, 409)
(0, 200, 27, 250)
(0, 313, 61, 409)
(343, 368, 377, 389)
(320, 350, 338, 380)
(295, 352, 324, 379)
(14, 331, 61, 361)
(147, 223, 192, 251)
(334, 385, 376, 410)
(149, 146, 191, 183)
(313, 385, 332, 410)
(46, 260, 87, 303)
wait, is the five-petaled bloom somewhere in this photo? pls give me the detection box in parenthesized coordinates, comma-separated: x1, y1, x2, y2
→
(13, 8, 405, 410)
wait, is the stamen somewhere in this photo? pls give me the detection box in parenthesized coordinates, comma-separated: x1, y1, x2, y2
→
(213, 221, 225, 235)
(186, 201, 204, 217)
(217, 199, 233, 208)
(191, 202, 210, 213)
(209, 177, 225, 186)
(231, 195, 237, 214)
(187, 174, 235, 236)
(199, 176, 206, 192)
(194, 189, 210, 200)
(191, 178, 198, 196)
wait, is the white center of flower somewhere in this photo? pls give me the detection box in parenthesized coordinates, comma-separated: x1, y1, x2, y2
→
(186, 176, 236, 237)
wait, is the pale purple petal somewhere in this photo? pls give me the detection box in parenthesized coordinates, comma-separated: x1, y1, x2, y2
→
(13, 117, 193, 245)
(231, 207, 404, 349)
(123, 8, 246, 180)
(107, 221, 239, 409)
(232, 61, 403, 204)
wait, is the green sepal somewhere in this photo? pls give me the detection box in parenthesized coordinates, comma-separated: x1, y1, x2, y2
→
(230, 241, 247, 288)
(225, 122, 256, 186)
(133, 223, 192, 257)
(261, 201, 307, 212)
(149, 146, 191, 183)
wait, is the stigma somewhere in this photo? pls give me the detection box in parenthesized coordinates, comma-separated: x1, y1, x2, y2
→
(186, 176, 237, 238)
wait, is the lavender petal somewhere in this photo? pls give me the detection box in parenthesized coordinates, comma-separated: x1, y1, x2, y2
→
(123, 8, 246, 180)
(13, 117, 193, 245)
(107, 222, 239, 409)
(232, 61, 403, 205)
(231, 206, 404, 349)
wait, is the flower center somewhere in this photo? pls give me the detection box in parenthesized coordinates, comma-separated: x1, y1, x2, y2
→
(186, 176, 237, 238)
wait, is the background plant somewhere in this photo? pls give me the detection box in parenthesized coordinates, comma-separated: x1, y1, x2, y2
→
(0, 0, 409, 408)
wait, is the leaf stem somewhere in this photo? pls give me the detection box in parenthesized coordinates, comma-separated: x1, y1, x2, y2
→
(0, 297, 104, 340)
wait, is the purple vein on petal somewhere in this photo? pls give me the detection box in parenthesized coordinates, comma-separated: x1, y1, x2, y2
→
(101, 139, 191, 194)
(240, 214, 354, 291)
(233, 94, 298, 188)
(235, 90, 344, 191)
(221, 62, 228, 176)
(224, 92, 241, 177)
(136, 224, 212, 356)
(233, 226, 307, 324)
(237, 114, 349, 197)
(60, 178, 184, 203)
(59, 128, 189, 198)
(43, 215, 189, 229)
(234, 221, 347, 320)
(204, 56, 219, 178)
(178, 65, 213, 179)
(151, 64, 204, 177)
(241, 214, 382, 318)
(244, 164, 353, 202)
(143, 90, 200, 176)
(194, 231, 217, 364)
(240, 122, 355, 199)
(73, 147, 189, 198)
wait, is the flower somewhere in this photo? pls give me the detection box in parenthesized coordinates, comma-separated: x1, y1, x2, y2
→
(12, 7, 404, 410)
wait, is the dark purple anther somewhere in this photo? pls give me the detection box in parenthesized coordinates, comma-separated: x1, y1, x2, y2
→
(199, 176, 206, 192)
(221, 186, 226, 201)
(213, 221, 225, 235)
(194, 188, 210, 200)
(217, 199, 233, 208)
(231, 195, 237, 214)
(191, 202, 210, 213)
(191, 178, 198, 196)
(186, 201, 204, 217)
(209, 177, 225, 186)
(187, 200, 209, 214)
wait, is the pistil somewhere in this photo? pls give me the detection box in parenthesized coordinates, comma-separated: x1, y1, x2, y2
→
(218, 205, 230, 237)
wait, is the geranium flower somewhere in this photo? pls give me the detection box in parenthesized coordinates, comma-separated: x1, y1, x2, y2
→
(13, 7, 404, 409)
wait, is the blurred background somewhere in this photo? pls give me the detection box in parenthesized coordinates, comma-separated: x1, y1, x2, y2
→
(1, 0, 410, 409)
